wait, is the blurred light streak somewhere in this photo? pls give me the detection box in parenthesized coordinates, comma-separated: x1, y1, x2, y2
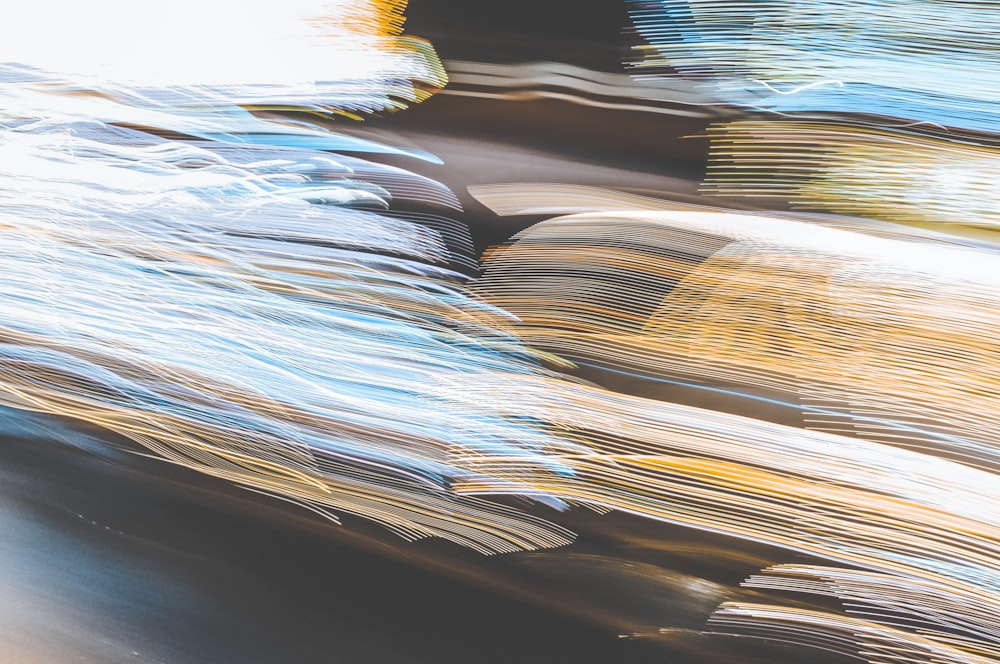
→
(702, 121, 1000, 231)
(6, 116, 1000, 660)
(469, 182, 1000, 249)
(626, 0, 1000, 133)
(709, 603, 997, 664)
(438, 60, 724, 119)
(475, 210, 1000, 471)
(448, 373, 1000, 663)
(0, 118, 597, 554)
(469, 182, 728, 216)
(0, 0, 592, 556)
(472, 207, 1000, 660)
(737, 565, 1000, 654)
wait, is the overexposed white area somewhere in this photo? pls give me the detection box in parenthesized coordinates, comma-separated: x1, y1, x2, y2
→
(1, 0, 430, 89)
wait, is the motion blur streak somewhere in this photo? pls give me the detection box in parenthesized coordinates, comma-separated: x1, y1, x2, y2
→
(709, 603, 995, 664)
(723, 565, 1000, 660)
(469, 182, 998, 249)
(450, 375, 1000, 664)
(439, 61, 721, 119)
(0, 121, 608, 553)
(474, 208, 1000, 662)
(625, 0, 1000, 238)
(468, 182, 730, 216)
(0, 0, 591, 556)
(626, 0, 1000, 133)
(703, 121, 1000, 231)
(4, 3, 999, 662)
(475, 210, 1000, 471)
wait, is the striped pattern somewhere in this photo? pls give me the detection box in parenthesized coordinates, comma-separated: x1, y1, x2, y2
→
(627, 0, 1000, 133)
(703, 121, 1000, 231)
